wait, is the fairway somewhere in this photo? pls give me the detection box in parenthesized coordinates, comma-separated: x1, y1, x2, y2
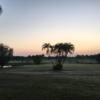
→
(3, 63, 100, 72)
(0, 64, 100, 100)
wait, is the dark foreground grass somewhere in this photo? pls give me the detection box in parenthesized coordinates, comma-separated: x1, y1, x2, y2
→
(0, 73, 100, 100)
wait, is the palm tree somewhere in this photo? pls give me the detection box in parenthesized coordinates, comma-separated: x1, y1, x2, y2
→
(54, 43, 63, 56)
(63, 43, 75, 56)
(42, 43, 51, 56)
(53, 42, 74, 70)
(42, 42, 75, 70)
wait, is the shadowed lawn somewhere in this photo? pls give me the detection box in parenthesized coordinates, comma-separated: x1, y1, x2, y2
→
(0, 74, 100, 100)
(0, 64, 100, 100)
(3, 64, 100, 72)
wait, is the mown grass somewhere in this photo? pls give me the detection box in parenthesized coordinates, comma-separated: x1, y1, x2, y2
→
(4, 63, 100, 73)
(0, 73, 100, 100)
(0, 64, 100, 100)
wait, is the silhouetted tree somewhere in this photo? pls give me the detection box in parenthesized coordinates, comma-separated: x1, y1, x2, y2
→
(42, 42, 75, 70)
(0, 43, 13, 68)
(42, 43, 52, 56)
(96, 54, 100, 63)
(53, 43, 74, 70)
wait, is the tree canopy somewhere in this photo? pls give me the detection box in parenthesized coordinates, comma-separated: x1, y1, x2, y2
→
(0, 43, 13, 67)
(42, 42, 75, 70)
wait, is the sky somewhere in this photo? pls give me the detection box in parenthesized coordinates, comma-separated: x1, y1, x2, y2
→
(0, 0, 100, 56)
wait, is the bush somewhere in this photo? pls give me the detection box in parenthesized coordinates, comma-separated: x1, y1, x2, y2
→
(32, 55, 44, 64)
(53, 63, 63, 71)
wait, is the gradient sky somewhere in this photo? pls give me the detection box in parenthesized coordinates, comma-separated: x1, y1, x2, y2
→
(0, 0, 100, 56)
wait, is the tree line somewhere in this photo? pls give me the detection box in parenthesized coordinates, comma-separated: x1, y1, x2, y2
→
(0, 42, 74, 70)
(0, 43, 100, 70)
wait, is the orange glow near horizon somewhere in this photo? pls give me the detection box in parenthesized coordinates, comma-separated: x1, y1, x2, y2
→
(12, 36, 100, 56)
(4, 29, 99, 56)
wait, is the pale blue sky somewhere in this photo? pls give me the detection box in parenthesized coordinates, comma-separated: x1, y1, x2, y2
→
(0, 0, 100, 56)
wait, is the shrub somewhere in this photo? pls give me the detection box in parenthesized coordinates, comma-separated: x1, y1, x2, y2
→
(53, 63, 63, 71)
(32, 55, 44, 64)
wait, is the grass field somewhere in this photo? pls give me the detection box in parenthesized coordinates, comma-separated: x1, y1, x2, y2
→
(0, 64, 100, 100)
